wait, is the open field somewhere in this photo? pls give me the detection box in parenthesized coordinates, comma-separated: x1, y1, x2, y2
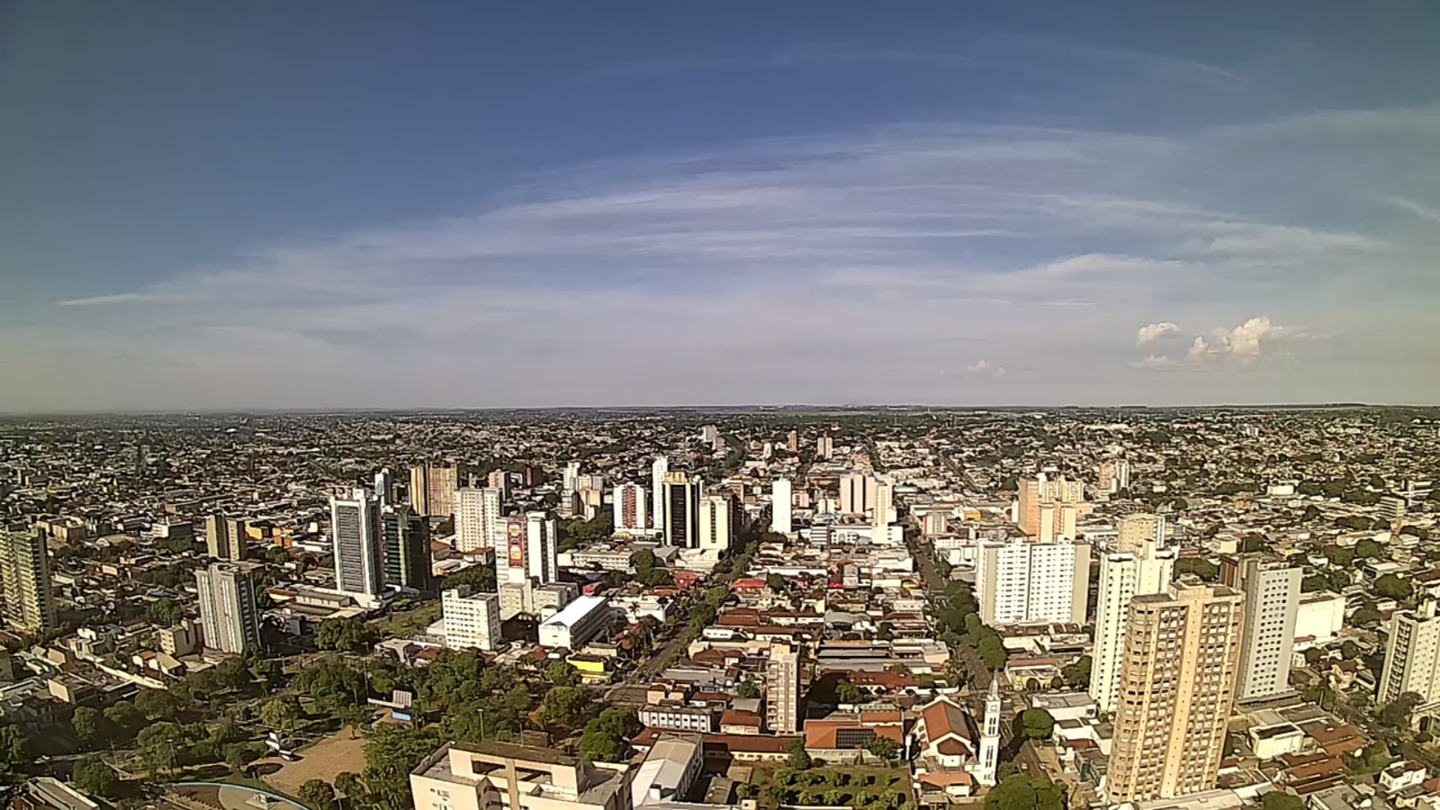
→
(261, 727, 366, 797)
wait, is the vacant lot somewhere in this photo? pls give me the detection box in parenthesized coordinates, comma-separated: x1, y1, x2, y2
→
(262, 727, 367, 797)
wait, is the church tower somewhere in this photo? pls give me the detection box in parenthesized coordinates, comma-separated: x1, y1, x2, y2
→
(976, 678, 1002, 786)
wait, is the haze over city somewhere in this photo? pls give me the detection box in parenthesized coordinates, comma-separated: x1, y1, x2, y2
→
(3, 1, 1439, 412)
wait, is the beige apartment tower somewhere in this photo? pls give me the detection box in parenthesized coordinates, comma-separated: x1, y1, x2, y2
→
(1017, 473, 1086, 539)
(205, 513, 246, 560)
(0, 530, 56, 635)
(1106, 582, 1244, 805)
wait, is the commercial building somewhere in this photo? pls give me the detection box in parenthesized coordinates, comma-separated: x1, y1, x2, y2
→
(383, 506, 433, 592)
(205, 513, 246, 560)
(612, 484, 648, 533)
(442, 590, 503, 652)
(1294, 591, 1346, 649)
(330, 488, 384, 604)
(662, 472, 701, 549)
(0, 529, 56, 635)
(766, 642, 801, 734)
(410, 741, 631, 810)
(195, 561, 264, 654)
(1221, 555, 1301, 701)
(538, 595, 612, 650)
(1378, 600, 1440, 706)
(975, 538, 1090, 626)
(771, 478, 793, 535)
(455, 487, 502, 553)
(1106, 582, 1245, 804)
(630, 733, 704, 807)
(1091, 514, 1176, 714)
(698, 494, 733, 553)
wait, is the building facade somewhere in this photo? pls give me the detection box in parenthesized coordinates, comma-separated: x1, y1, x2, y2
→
(771, 478, 793, 535)
(455, 487, 502, 553)
(698, 494, 733, 553)
(205, 513, 246, 560)
(0, 529, 56, 634)
(766, 642, 801, 734)
(330, 488, 384, 603)
(612, 484, 648, 533)
(195, 561, 263, 654)
(1106, 583, 1245, 804)
(442, 590, 503, 651)
(975, 539, 1090, 626)
(1221, 555, 1301, 701)
(1090, 515, 1176, 714)
(1378, 601, 1440, 706)
(383, 506, 433, 592)
(662, 472, 700, 548)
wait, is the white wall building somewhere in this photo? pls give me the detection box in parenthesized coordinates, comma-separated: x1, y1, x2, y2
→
(839, 473, 875, 516)
(538, 595, 612, 650)
(1227, 556, 1301, 701)
(454, 487, 502, 553)
(330, 488, 383, 604)
(771, 478, 793, 535)
(442, 589, 502, 651)
(1294, 591, 1346, 649)
(195, 561, 263, 654)
(1378, 600, 1440, 705)
(651, 456, 668, 530)
(1090, 514, 1176, 714)
(975, 538, 1090, 626)
(698, 494, 732, 553)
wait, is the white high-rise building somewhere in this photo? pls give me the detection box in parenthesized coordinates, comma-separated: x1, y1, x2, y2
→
(561, 462, 582, 516)
(874, 479, 895, 528)
(975, 538, 1090, 626)
(330, 488, 383, 603)
(374, 468, 394, 507)
(1379, 601, 1440, 706)
(766, 642, 801, 734)
(1223, 555, 1301, 701)
(195, 561, 263, 654)
(976, 680, 1002, 786)
(442, 589, 502, 651)
(698, 494, 733, 553)
(1090, 514, 1176, 714)
(838, 473, 875, 516)
(816, 434, 833, 460)
(651, 456, 668, 530)
(526, 511, 558, 584)
(454, 487, 503, 553)
(613, 484, 648, 532)
(771, 478, 793, 535)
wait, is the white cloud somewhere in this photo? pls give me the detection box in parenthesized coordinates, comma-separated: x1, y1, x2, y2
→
(57, 292, 207, 307)
(1376, 194, 1440, 224)
(1136, 322, 1181, 346)
(1131, 354, 1179, 370)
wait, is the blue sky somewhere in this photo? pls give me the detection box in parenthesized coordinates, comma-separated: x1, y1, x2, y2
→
(2, 1, 1438, 411)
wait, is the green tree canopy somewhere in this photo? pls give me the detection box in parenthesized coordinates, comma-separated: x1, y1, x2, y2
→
(298, 779, 338, 810)
(984, 775, 1065, 810)
(1019, 708, 1055, 740)
(836, 679, 865, 705)
(546, 661, 580, 687)
(72, 757, 118, 799)
(1061, 656, 1092, 689)
(1374, 573, 1413, 601)
(1261, 792, 1304, 810)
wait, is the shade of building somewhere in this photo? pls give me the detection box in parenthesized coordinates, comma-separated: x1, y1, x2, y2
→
(771, 478, 793, 535)
(330, 488, 383, 603)
(698, 494, 733, 553)
(195, 561, 263, 654)
(1106, 582, 1245, 804)
(662, 472, 700, 549)
(442, 590, 502, 652)
(0, 529, 56, 635)
(205, 513, 246, 560)
(455, 487, 502, 553)
(383, 506, 433, 591)
(410, 741, 631, 810)
(1091, 514, 1176, 714)
(1220, 555, 1301, 701)
(975, 538, 1090, 626)
(538, 595, 612, 650)
(1378, 600, 1440, 706)
(766, 642, 801, 734)
(613, 484, 648, 533)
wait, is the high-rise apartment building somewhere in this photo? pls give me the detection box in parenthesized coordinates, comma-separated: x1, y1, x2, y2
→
(495, 513, 558, 620)
(766, 642, 801, 734)
(771, 478, 793, 535)
(1016, 473, 1086, 538)
(560, 462, 582, 516)
(1090, 515, 1176, 714)
(382, 506, 432, 592)
(442, 590, 502, 651)
(205, 513, 246, 560)
(838, 473, 875, 516)
(874, 479, 895, 528)
(1106, 583, 1244, 804)
(787, 430, 799, 453)
(330, 488, 383, 603)
(527, 511, 558, 585)
(651, 456, 668, 530)
(1098, 459, 1131, 495)
(613, 484, 648, 533)
(486, 468, 510, 499)
(1221, 555, 1301, 701)
(1378, 601, 1440, 705)
(0, 530, 56, 635)
(455, 487, 503, 553)
(374, 468, 395, 507)
(975, 538, 1090, 626)
(662, 472, 701, 548)
(409, 463, 458, 519)
(816, 434, 833, 460)
(698, 494, 733, 553)
(195, 561, 263, 654)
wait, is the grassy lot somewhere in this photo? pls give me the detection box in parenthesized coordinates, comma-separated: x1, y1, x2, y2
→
(753, 765, 911, 810)
(373, 601, 443, 637)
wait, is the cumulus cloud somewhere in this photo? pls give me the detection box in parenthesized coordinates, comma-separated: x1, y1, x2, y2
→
(965, 360, 1006, 377)
(1136, 322, 1182, 346)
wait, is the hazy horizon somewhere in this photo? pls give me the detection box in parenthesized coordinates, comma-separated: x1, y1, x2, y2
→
(4, 2, 1439, 411)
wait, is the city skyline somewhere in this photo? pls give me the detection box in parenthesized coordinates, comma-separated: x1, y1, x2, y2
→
(3, 2, 1439, 412)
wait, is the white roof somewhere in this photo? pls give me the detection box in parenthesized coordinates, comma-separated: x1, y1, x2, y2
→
(540, 595, 609, 629)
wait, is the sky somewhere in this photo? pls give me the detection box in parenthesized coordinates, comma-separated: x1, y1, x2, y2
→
(2, 1, 1439, 412)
